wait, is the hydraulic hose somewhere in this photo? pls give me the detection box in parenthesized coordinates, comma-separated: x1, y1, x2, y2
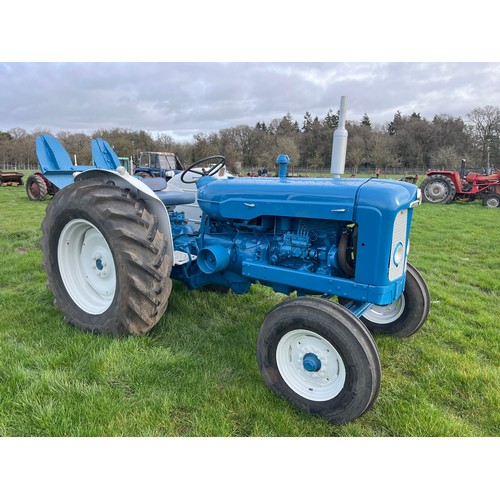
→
(338, 227, 357, 277)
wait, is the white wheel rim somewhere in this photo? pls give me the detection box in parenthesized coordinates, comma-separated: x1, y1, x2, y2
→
(276, 329, 346, 401)
(57, 219, 116, 314)
(425, 182, 448, 201)
(363, 294, 406, 324)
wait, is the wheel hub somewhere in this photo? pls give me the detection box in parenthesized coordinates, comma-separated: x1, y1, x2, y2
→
(276, 329, 346, 401)
(426, 182, 447, 201)
(58, 219, 116, 314)
(303, 353, 321, 372)
(363, 295, 406, 324)
(92, 254, 108, 276)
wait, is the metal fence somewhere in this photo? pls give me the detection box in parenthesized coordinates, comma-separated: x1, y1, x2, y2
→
(241, 164, 430, 177)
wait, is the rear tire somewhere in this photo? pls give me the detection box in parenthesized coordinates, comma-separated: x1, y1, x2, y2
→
(257, 297, 381, 424)
(26, 175, 48, 201)
(41, 179, 173, 336)
(420, 174, 456, 204)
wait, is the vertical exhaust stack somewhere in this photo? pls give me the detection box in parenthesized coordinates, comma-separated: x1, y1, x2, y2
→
(331, 96, 348, 178)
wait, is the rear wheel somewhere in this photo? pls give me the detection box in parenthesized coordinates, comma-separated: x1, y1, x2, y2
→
(26, 175, 48, 201)
(41, 179, 172, 336)
(420, 174, 456, 204)
(482, 194, 500, 208)
(257, 297, 381, 424)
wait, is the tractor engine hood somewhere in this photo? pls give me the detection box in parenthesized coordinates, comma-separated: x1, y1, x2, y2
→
(196, 176, 418, 222)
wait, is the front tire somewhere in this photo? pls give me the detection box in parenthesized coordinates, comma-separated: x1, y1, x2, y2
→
(41, 179, 173, 336)
(482, 194, 500, 208)
(356, 263, 430, 338)
(257, 297, 381, 424)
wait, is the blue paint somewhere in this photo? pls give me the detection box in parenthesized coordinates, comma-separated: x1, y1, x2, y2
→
(92, 138, 122, 170)
(276, 154, 290, 179)
(170, 155, 419, 308)
(303, 353, 321, 372)
(35, 134, 119, 190)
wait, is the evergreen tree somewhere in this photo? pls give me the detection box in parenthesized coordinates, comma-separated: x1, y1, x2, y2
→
(361, 113, 371, 129)
(302, 111, 313, 132)
(0, 131, 13, 141)
(387, 111, 403, 136)
(277, 113, 300, 135)
(255, 121, 268, 132)
(323, 109, 339, 129)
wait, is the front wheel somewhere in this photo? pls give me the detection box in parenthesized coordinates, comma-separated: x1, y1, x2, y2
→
(257, 297, 381, 424)
(41, 179, 173, 336)
(482, 194, 500, 208)
(354, 263, 430, 338)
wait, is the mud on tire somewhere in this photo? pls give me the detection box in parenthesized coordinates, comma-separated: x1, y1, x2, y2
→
(41, 179, 173, 336)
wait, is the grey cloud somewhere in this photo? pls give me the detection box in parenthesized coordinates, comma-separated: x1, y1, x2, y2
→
(1, 62, 499, 142)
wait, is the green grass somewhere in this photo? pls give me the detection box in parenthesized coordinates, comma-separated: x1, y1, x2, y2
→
(0, 182, 498, 436)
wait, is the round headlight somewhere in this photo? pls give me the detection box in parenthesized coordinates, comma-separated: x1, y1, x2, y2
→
(393, 242, 404, 266)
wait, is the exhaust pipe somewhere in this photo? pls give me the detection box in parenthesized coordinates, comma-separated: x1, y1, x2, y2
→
(331, 96, 348, 178)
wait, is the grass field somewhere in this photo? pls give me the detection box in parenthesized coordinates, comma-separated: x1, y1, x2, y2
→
(0, 178, 498, 437)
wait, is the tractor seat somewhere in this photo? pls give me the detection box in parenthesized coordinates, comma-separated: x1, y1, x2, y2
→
(139, 177, 195, 207)
(139, 177, 168, 191)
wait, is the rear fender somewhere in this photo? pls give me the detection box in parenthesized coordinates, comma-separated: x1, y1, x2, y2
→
(74, 168, 174, 261)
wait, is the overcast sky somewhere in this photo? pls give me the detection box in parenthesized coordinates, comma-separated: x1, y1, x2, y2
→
(1, 62, 499, 143)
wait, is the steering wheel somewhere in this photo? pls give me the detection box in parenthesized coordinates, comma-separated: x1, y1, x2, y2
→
(180, 155, 226, 184)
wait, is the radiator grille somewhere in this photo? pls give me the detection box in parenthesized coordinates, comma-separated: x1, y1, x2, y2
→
(389, 209, 408, 281)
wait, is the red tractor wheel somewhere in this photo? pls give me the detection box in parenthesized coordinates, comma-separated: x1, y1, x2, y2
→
(26, 175, 48, 201)
(482, 193, 500, 208)
(420, 174, 456, 204)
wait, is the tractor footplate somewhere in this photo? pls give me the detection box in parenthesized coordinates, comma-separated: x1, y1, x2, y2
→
(174, 250, 197, 266)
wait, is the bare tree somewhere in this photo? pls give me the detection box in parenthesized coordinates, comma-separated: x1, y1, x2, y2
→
(466, 105, 500, 168)
(369, 127, 398, 172)
(156, 133, 176, 151)
(431, 145, 462, 168)
(346, 135, 365, 175)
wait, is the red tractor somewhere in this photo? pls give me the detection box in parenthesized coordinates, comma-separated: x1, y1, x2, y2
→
(420, 160, 500, 207)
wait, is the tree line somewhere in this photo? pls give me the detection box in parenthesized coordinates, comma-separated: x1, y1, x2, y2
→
(1, 105, 499, 175)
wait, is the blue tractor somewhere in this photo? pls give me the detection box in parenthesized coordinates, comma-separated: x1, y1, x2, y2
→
(133, 151, 184, 179)
(39, 100, 430, 423)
